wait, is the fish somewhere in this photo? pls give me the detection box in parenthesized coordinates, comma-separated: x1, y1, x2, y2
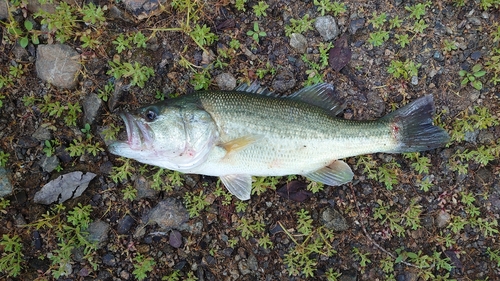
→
(108, 83, 450, 200)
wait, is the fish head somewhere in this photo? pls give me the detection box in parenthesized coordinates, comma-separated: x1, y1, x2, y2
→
(108, 102, 218, 171)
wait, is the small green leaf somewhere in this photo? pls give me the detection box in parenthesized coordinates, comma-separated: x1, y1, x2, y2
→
(474, 70, 486, 77)
(461, 78, 469, 85)
(20, 37, 29, 48)
(472, 64, 482, 72)
(24, 20, 33, 31)
(32, 34, 40, 45)
(458, 70, 467, 77)
(472, 81, 482, 90)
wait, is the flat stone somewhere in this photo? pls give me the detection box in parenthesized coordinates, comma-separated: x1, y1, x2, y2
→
(36, 44, 81, 89)
(34, 171, 96, 204)
(349, 18, 365, 34)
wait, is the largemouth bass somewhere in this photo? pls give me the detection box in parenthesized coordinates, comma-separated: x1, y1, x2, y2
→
(108, 83, 449, 200)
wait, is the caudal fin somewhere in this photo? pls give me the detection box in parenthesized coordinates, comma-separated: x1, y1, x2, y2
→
(382, 95, 449, 153)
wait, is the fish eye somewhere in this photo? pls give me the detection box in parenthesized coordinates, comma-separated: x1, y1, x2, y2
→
(144, 108, 158, 122)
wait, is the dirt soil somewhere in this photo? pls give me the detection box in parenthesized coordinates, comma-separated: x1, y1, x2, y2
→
(0, 0, 499, 280)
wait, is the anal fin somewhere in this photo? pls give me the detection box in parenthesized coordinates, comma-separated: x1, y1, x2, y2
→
(303, 160, 354, 186)
(220, 174, 252, 200)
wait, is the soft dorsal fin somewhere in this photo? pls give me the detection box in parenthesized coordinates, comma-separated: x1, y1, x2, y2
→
(287, 83, 345, 116)
(220, 174, 252, 200)
(303, 160, 354, 186)
(235, 81, 274, 96)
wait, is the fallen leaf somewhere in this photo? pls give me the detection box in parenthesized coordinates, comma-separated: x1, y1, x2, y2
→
(277, 181, 312, 202)
(329, 34, 352, 72)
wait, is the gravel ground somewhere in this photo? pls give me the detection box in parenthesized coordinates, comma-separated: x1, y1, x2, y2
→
(0, 0, 499, 280)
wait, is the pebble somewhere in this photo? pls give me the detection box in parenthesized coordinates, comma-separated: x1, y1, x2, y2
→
(470, 51, 482, 60)
(289, 33, 307, 54)
(411, 75, 418, 85)
(215, 73, 237, 90)
(88, 220, 110, 249)
(83, 93, 102, 125)
(0, 168, 13, 198)
(134, 176, 159, 200)
(147, 198, 189, 230)
(36, 44, 82, 89)
(122, 0, 166, 20)
(169, 230, 183, 248)
(39, 155, 60, 173)
(314, 16, 340, 41)
(435, 210, 451, 228)
(349, 18, 365, 35)
(271, 70, 296, 92)
(433, 51, 445, 62)
(321, 207, 349, 232)
(32, 126, 52, 141)
(117, 215, 135, 234)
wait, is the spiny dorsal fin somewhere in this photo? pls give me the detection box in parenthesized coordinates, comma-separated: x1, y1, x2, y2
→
(235, 81, 274, 96)
(287, 83, 345, 116)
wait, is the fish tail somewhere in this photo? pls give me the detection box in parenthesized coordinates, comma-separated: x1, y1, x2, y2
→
(382, 95, 449, 153)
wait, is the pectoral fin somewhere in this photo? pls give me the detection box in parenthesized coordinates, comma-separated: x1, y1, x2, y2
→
(221, 136, 260, 155)
(303, 160, 354, 186)
(220, 174, 252, 200)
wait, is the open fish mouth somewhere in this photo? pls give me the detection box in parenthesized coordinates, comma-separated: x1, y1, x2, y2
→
(120, 112, 154, 150)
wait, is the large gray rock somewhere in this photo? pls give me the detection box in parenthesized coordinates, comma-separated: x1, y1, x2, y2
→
(36, 44, 81, 89)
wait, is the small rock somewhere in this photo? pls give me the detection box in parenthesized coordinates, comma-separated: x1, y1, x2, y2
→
(0, 168, 13, 198)
(349, 18, 365, 34)
(102, 253, 116, 266)
(339, 270, 357, 281)
(271, 70, 296, 93)
(0, 0, 8, 20)
(169, 230, 183, 248)
(117, 215, 135, 234)
(39, 155, 60, 173)
(36, 44, 82, 89)
(433, 51, 445, 62)
(13, 44, 29, 61)
(32, 126, 52, 141)
(83, 93, 102, 125)
(315, 16, 340, 41)
(411, 75, 418, 85)
(435, 210, 451, 228)
(238, 260, 251, 275)
(135, 176, 159, 200)
(147, 198, 189, 230)
(215, 73, 237, 90)
(123, 0, 167, 20)
(107, 79, 129, 111)
(247, 254, 258, 271)
(470, 51, 482, 61)
(396, 271, 419, 281)
(321, 207, 349, 231)
(34, 171, 96, 204)
(289, 33, 307, 53)
(434, 21, 447, 36)
(88, 220, 110, 249)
